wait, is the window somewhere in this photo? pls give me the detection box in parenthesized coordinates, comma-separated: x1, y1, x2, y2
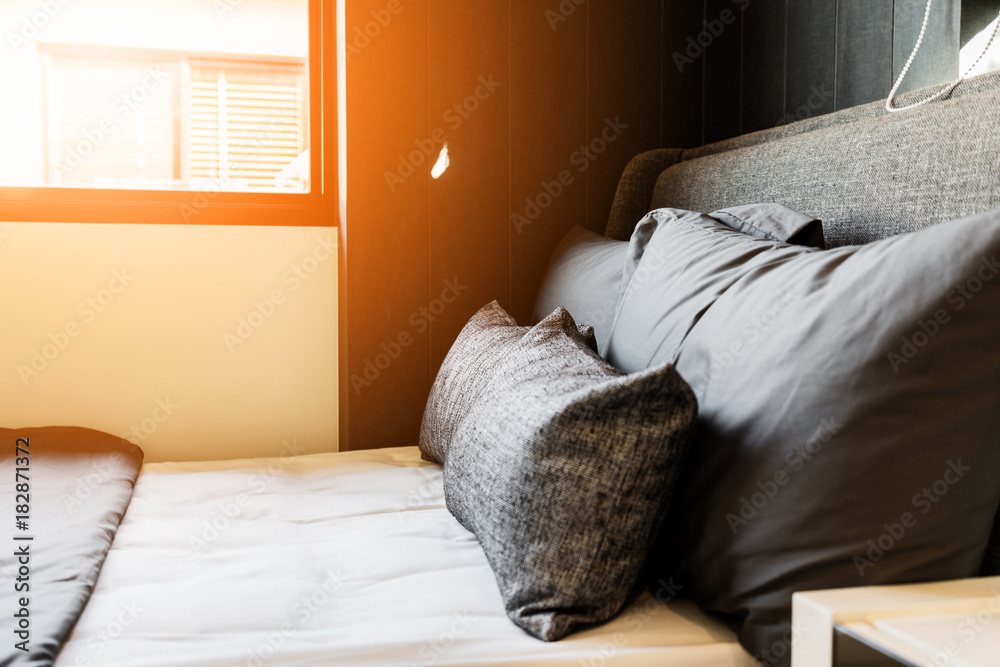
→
(187, 61, 308, 192)
(41, 47, 308, 192)
(0, 0, 332, 226)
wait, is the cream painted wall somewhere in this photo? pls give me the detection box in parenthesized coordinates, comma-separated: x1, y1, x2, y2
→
(0, 222, 338, 462)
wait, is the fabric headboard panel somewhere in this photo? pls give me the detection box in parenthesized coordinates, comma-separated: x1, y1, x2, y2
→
(606, 71, 1000, 247)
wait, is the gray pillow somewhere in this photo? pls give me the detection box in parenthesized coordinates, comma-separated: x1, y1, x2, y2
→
(421, 301, 698, 641)
(532, 225, 627, 350)
(605, 208, 1000, 664)
(534, 207, 821, 354)
(709, 203, 825, 248)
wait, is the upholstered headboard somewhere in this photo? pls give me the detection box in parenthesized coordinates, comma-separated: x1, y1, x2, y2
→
(607, 71, 1000, 247)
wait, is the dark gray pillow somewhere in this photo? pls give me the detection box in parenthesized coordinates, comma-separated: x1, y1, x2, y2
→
(421, 301, 697, 641)
(605, 207, 1000, 665)
(532, 225, 627, 350)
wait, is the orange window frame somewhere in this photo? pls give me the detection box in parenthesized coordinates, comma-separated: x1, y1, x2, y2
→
(0, 0, 336, 228)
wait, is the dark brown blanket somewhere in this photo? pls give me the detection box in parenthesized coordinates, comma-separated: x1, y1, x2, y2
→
(1, 427, 142, 667)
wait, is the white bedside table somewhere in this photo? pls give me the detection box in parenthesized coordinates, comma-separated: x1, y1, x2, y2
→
(793, 576, 1000, 667)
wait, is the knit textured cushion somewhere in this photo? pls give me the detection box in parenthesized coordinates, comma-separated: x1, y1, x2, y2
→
(420, 301, 698, 640)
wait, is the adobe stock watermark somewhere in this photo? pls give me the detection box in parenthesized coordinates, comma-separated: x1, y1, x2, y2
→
(725, 417, 842, 535)
(752, 621, 804, 666)
(349, 277, 468, 395)
(576, 578, 683, 667)
(887, 255, 998, 373)
(224, 236, 335, 352)
(511, 116, 629, 234)
(61, 445, 144, 515)
(708, 290, 796, 380)
(407, 612, 477, 667)
(853, 459, 971, 577)
(384, 75, 502, 192)
(189, 439, 307, 554)
(7, 0, 73, 54)
(924, 589, 1000, 666)
(234, 568, 347, 667)
(181, 108, 296, 223)
(17, 269, 135, 386)
(52, 67, 170, 182)
(672, 0, 751, 74)
(393, 467, 441, 523)
(545, 0, 584, 31)
(344, 0, 413, 62)
(775, 84, 833, 127)
(119, 397, 179, 447)
(72, 600, 144, 665)
(214, 0, 245, 20)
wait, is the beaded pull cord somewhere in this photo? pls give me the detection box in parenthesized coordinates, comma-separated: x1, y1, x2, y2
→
(886, 0, 1000, 113)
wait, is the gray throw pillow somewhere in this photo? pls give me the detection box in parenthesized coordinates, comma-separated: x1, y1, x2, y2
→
(605, 207, 1000, 665)
(420, 301, 698, 641)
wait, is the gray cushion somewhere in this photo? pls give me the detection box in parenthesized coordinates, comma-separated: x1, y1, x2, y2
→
(536, 207, 821, 355)
(605, 208, 1000, 663)
(418, 302, 537, 464)
(421, 301, 698, 641)
(532, 225, 627, 350)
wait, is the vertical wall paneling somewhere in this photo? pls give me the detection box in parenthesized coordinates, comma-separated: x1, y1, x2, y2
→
(741, 0, 787, 134)
(508, 1, 588, 325)
(427, 1, 510, 376)
(961, 0, 1000, 45)
(587, 0, 662, 233)
(785, 0, 837, 125)
(342, 0, 430, 449)
(894, 0, 960, 95)
(340, 1, 974, 449)
(702, 0, 745, 143)
(662, 1, 707, 148)
(835, 0, 894, 110)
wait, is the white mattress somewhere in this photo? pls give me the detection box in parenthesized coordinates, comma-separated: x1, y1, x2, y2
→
(56, 447, 752, 667)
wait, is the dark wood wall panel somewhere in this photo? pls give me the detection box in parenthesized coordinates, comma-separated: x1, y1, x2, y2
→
(427, 1, 510, 376)
(835, 0, 895, 110)
(703, 0, 744, 143)
(699, 0, 964, 143)
(785, 0, 837, 124)
(341, 0, 431, 449)
(742, 0, 787, 134)
(662, 2, 706, 148)
(587, 0, 663, 233)
(894, 0, 961, 95)
(507, 1, 588, 325)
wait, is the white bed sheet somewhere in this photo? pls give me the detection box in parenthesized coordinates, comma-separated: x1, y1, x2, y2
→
(56, 447, 753, 667)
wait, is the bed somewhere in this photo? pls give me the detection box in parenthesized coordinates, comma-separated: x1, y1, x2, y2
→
(54, 448, 752, 667)
(7, 71, 1000, 667)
